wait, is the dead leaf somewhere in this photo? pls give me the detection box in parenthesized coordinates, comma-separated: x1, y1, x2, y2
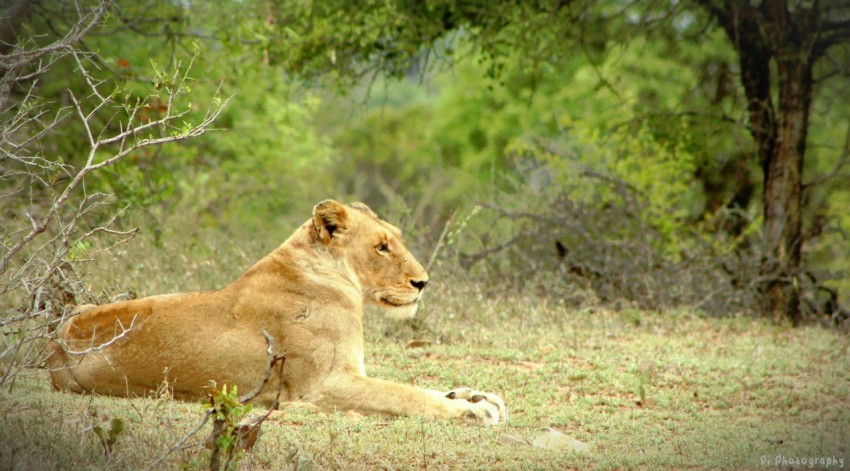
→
(404, 339, 432, 349)
(204, 416, 262, 452)
(531, 428, 590, 454)
(235, 422, 262, 452)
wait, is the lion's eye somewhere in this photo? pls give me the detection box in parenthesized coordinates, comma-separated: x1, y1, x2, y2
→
(376, 242, 390, 254)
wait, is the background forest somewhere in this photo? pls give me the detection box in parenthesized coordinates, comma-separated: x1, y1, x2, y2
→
(3, 0, 850, 323)
(1, 1, 850, 469)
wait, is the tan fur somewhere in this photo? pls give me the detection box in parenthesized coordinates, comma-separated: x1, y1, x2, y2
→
(46, 200, 506, 424)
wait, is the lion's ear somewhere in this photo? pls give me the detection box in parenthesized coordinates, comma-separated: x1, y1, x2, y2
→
(348, 201, 378, 218)
(313, 199, 349, 244)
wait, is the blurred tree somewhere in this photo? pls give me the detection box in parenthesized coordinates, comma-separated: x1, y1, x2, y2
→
(265, 0, 850, 324)
(9, 0, 847, 321)
(695, 1, 850, 323)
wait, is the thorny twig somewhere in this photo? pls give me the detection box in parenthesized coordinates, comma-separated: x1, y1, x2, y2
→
(0, 0, 230, 390)
(55, 314, 138, 356)
(238, 330, 287, 404)
(426, 209, 457, 272)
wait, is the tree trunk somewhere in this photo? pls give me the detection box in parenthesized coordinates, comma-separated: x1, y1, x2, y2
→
(701, 0, 826, 323)
(761, 57, 813, 325)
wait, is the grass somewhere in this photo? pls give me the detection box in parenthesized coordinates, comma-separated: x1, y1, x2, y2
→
(1, 229, 848, 469)
(1, 283, 849, 470)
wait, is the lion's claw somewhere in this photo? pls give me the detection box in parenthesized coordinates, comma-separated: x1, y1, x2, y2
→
(444, 387, 507, 425)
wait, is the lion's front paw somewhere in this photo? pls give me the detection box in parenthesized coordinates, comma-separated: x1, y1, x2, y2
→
(445, 387, 507, 425)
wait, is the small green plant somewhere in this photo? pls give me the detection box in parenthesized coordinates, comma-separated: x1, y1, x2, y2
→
(636, 378, 648, 406)
(634, 359, 657, 407)
(207, 384, 253, 471)
(90, 412, 125, 457)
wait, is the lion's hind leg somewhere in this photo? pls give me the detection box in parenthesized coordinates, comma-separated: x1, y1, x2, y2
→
(45, 338, 85, 393)
(45, 304, 98, 393)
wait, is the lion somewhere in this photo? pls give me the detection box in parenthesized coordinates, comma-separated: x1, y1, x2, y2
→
(46, 200, 506, 425)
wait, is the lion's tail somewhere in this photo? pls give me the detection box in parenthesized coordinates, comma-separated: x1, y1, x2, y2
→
(46, 304, 96, 392)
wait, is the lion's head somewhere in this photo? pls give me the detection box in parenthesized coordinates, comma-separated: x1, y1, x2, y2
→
(312, 200, 429, 318)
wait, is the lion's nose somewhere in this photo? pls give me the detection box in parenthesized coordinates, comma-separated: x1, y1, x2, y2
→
(410, 278, 428, 291)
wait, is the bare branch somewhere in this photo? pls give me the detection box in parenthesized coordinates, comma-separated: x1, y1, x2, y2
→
(816, 19, 850, 53)
(1, 0, 229, 390)
(426, 210, 457, 272)
(238, 330, 286, 404)
(0, 311, 46, 328)
(0, 1, 111, 69)
(803, 124, 850, 188)
(53, 314, 138, 356)
(0, 66, 231, 275)
(0, 1, 112, 111)
(69, 90, 96, 148)
(143, 410, 213, 471)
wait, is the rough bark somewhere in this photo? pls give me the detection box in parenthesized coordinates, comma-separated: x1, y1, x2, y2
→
(698, 0, 825, 323)
(762, 59, 812, 324)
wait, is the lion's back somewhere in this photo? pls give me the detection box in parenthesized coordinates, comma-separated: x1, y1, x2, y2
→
(58, 293, 209, 345)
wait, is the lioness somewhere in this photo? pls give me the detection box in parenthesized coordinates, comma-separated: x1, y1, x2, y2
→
(47, 200, 506, 424)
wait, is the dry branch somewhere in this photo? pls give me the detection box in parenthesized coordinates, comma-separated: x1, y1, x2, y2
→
(0, 0, 230, 390)
(55, 314, 138, 356)
(144, 330, 286, 471)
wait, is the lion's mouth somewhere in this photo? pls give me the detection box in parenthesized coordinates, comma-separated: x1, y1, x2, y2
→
(379, 296, 418, 308)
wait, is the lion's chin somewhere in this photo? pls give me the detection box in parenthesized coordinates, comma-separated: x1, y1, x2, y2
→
(372, 293, 419, 319)
(382, 302, 419, 319)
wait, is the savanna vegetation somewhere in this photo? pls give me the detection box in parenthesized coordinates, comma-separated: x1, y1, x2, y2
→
(1, 0, 849, 469)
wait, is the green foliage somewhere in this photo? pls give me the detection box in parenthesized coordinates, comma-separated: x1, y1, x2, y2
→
(800, 66, 850, 302)
(48, 1, 336, 238)
(207, 384, 253, 471)
(10, 0, 848, 312)
(68, 241, 91, 262)
(329, 30, 741, 259)
(186, 72, 333, 231)
(90, 413, 125, 457)
(265, 0, 613, 90)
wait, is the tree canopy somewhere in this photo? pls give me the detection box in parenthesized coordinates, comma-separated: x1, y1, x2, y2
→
(3, 0, 850, 324)
(258, 0, 850, 323)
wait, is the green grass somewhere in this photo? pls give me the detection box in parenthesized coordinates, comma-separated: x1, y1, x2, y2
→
(2, 285, 848, 470)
